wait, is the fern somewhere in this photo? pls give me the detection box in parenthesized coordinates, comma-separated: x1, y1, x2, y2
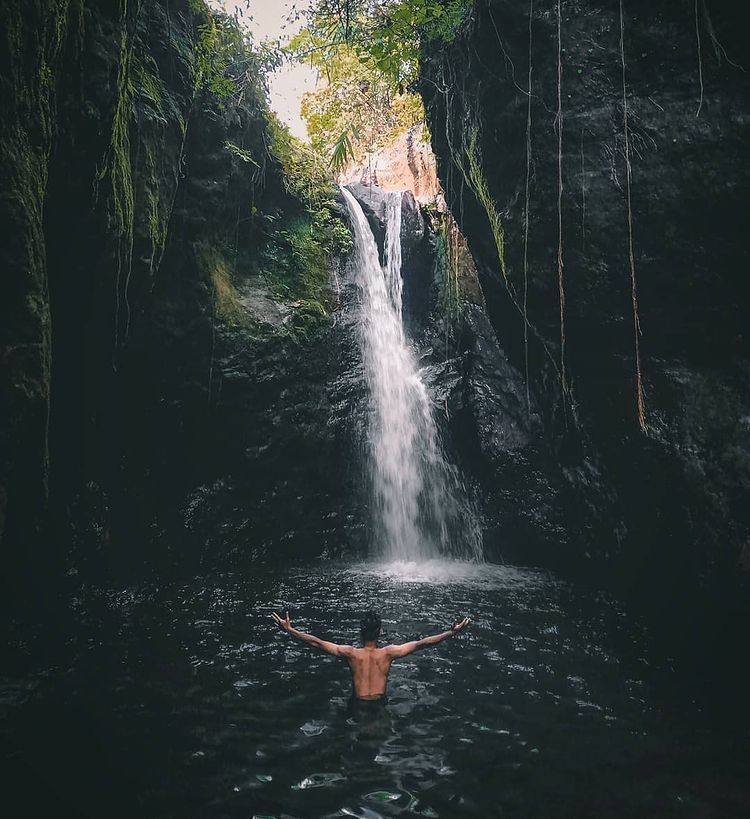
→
(329, 127, 355, 175)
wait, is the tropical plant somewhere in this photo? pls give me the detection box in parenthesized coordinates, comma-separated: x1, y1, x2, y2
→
(288, 1, 472, 165)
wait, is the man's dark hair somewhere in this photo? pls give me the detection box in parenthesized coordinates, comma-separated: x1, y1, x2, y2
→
(360, 610, 381, 643)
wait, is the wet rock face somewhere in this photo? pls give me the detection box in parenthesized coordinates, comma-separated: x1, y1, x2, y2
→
(444, 304, 571, 563)
(421, 1, 750, 602)
(178, 308, 369, 566)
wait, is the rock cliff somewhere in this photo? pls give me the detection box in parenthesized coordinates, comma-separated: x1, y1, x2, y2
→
(420, 0, 750, 629)
(0, 0, 360, 598)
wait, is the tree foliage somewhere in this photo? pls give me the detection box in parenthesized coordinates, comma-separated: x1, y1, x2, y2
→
(291, 30, 423, 162)
(289, 1, 472, 164)
(301, 1, 473, 85)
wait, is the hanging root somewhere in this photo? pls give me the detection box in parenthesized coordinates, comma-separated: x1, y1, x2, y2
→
(523, 0, 533, 414)
(555, 0, 566, 402)
(619, 0, 647, 433)
(95, 0, 142, 361)
(702, 0, 745, 70)
(695, 0, 704, 116)
(580, 128, 586, 251)
(440, 46, 568, 400)
(435, 211, 462, 346)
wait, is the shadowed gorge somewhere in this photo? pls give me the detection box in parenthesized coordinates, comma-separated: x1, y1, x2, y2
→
(1, 0, 749, 816)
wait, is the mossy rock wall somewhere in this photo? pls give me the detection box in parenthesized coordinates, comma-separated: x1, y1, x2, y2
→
(0, 0, 356, 595)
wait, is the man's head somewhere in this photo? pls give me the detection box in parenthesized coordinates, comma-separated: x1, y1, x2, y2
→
(360, 610, 381, 644)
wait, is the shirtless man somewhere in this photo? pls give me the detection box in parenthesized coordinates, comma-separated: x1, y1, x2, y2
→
(271, 609, 471, 700)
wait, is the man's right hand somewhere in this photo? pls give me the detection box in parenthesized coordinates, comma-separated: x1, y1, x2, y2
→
(451, 617, 470, 633)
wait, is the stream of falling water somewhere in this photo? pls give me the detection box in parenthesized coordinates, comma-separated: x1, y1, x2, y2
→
(341, 187, 481, 562)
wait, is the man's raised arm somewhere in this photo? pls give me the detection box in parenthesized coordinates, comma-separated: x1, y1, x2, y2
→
(272, 610, 351, 658)
(387, 617, 470, 659)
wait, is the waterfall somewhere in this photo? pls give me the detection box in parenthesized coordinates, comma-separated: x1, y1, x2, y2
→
(341, 187, 481, 562)
(383, 192, 404, 316)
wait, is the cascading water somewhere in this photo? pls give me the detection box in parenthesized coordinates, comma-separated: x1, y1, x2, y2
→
(383, 192, 404, 317)
(341, 187, 481, 562)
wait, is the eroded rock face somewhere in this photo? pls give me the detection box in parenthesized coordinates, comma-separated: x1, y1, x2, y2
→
(341, 125, 441, 203)
(421, 1, 750, 609)
(178, 302, 368, 566)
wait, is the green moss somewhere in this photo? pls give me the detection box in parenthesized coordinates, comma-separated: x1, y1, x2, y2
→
(268, 218, 326, 297)
(192, 8, 242, 97)
(199, 243, 246, 325)
(445, 102, 566, 387)
(134, 52, 165, 113)
(106, 31, 135, 244)
(94, 0, 142, 343)
(131, 27, 191, 277)
(463, 124, 506, 281)
(253, 116, 353, 338)
(0, 0, 79, 537)
(142, 141, 168, 272)
(434, 217, 461, 323)
(257, 216, 328, 334)
(267, 114, 352, 258)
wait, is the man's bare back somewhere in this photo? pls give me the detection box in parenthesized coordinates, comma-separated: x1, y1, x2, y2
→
(272, 610, 470, 700)
(345, 645, 393, 698)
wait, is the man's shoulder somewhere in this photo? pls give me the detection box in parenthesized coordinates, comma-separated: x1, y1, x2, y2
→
(348, 645, 391, 656)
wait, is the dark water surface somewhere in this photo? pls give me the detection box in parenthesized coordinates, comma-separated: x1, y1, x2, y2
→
(2, 560, 749, 817)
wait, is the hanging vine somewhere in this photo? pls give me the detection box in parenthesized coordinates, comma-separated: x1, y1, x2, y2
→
(619, 0, 647, 433)
(694, 0, 704, 116)
(95, 0, 141, 362)
(580, 128, 586, 252)
(555, 0, 567, 405)
(464, 124, 507, 281)
(523, 0, 533, 414)
(434, 28, 572, 411)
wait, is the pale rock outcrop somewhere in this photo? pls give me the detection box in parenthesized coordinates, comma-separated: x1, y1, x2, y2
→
(340, 124, 444, 205)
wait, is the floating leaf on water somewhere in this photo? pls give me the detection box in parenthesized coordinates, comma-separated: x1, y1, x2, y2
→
(365, 790, 401, 802)
(340, 807, 385, 819)
(299, 719, 328, 736)
(292, 772, 346, 789)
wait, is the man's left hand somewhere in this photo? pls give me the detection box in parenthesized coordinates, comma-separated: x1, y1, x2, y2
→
(272, 610, 292, 632)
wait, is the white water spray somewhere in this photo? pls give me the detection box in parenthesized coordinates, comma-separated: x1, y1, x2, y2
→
(341, 187, 481, 562)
